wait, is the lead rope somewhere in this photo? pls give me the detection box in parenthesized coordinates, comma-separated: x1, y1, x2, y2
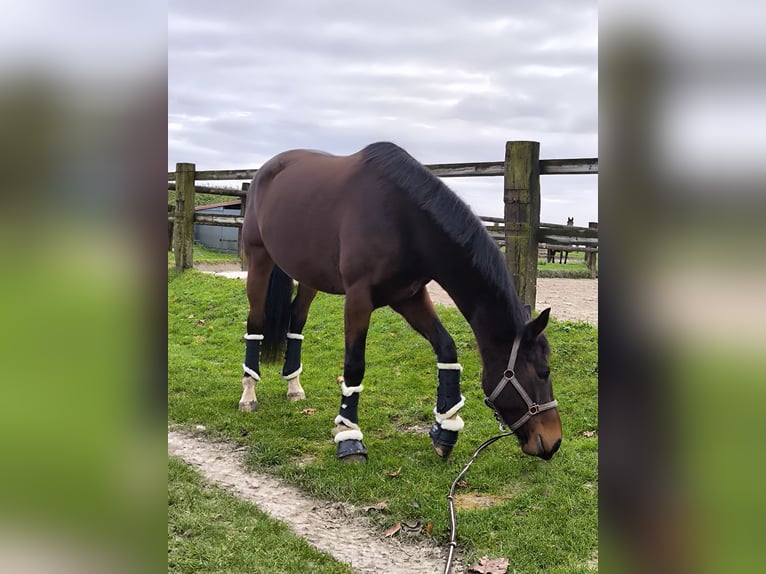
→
(443, 432, 514, 574)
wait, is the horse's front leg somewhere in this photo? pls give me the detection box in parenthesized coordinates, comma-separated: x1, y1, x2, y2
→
(333, 287, 372, 462)
(391, 288, 464, 459)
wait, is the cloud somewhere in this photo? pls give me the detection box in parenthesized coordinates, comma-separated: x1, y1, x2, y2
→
(168, 0, 597, 221)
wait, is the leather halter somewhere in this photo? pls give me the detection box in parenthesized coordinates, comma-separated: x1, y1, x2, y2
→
(484, 334, 558, 432)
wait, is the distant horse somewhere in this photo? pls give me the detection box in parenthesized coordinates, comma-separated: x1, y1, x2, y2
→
(547, 217, 574, 264)
(239, 142, 561, 462)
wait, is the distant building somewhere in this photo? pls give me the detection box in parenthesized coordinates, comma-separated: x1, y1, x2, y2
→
(194, 200, 242, 253)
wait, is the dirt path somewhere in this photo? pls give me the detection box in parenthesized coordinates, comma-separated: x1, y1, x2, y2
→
(168, 430, 463, 573)
(195, 263, 598, 326)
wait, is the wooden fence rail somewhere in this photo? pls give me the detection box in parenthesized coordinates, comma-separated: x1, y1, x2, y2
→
(167, 157, 597, 183)
(169, 141, 598, 309)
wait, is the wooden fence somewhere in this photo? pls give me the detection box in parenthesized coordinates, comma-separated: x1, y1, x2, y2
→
(168, 141, 598, 310)
(482, 217, 599, 279)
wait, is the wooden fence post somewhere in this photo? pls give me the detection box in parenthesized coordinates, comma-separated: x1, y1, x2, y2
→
(167, 204, 174, 252)
(587, 221, 598, 278)
(504, 141, 540, 312)
(173, 162, 196, 272)
(239, 182, 249, 271)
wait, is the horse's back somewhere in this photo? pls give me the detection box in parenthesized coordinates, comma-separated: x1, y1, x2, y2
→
(243, 148, 418, 294)
(244, 149, 355, 242)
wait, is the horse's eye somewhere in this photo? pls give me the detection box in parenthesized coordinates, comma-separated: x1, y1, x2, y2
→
(538, 367, 550, 379)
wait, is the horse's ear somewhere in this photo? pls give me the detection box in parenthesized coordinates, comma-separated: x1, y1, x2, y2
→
(524, 308, 550, 340)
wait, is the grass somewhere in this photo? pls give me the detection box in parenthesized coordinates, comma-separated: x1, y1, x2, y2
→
(538, 254, 597, 279)
(168, 270, 598, 573)
(168, 457, 353, 573)
(170, 246, 596, 277)
(168, 244, 240, 265)
(169, 189, 240, 208)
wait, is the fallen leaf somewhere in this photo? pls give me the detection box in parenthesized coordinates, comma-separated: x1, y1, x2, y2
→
(384, 467, 402, 477)
(336, 376, 345, 384)
(457, 480, 470, 488)
(425, 522, 433, 535)
(187, 314, 194, 319)
(300, 408, 317, 415)
(197, 319, 206, 325)
(411, 500, 420, 509)
(582, 430, 597, 438)
(362, 502, 388, 512)
(382, 522, 401, 537)
(468, 555, 509, 574)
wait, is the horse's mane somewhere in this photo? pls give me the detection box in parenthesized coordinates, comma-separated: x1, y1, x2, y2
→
(361, 141, 526, 323)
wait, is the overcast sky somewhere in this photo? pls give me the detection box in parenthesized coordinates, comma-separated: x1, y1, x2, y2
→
(169, 0, 597, 224)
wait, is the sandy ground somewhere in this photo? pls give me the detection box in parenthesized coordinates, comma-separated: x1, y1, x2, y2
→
(169, 429, 464, 573)
(196, 263, 598, 326)
(425, 279, 598, 325)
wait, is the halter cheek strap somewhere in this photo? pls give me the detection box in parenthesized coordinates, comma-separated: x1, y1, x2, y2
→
(484, 335, 558, 432)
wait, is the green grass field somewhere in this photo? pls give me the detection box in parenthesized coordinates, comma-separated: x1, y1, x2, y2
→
(538, 253, 596, 278)
(169, 457, 353, 573)
(168, 244, 240, 265)
(169, 245, 596, 277)
(168, 270, 598, 573)
(169, 189, 241, 208)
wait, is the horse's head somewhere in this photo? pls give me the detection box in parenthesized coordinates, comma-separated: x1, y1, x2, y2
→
(483, 308, 562, 460)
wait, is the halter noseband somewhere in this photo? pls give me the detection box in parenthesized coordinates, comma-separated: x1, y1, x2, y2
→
(483, 334, 558, 432)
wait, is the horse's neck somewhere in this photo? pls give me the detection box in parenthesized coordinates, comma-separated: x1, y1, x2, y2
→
(434, 271, 519, 378)
(475, 297, 526, 390)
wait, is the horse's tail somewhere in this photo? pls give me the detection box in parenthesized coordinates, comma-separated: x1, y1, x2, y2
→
(261, 266, 293, 363)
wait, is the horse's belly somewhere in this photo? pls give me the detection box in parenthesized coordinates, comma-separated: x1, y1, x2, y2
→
(286, 261, 345, 295)
(261, 228, 345, 294)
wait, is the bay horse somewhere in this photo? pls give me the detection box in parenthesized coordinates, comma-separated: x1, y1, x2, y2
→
(546, 217, 574, 264)
(239, 142, 562, 462)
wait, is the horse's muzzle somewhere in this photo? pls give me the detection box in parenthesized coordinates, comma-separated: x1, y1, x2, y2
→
(522, 433, 562, 460)
(519, 409, 562, 459)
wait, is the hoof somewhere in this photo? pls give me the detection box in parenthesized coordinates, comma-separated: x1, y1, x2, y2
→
(337, 439, 368, 462)
(429, 423, 458, 460)
(286, 376, 305, 402)
(431, 437, 454, 459)
(238, 400, 258, 412)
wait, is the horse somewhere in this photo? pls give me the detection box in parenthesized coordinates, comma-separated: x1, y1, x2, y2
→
(238, 142, 562, 463)
(546, 217, 574, 264)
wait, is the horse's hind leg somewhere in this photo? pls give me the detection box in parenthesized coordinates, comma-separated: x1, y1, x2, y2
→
(391, 288, 463, 459)
(333, 286, 373, 463)
(239, 247, 275, 412)
(281, 284, 317, 401)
